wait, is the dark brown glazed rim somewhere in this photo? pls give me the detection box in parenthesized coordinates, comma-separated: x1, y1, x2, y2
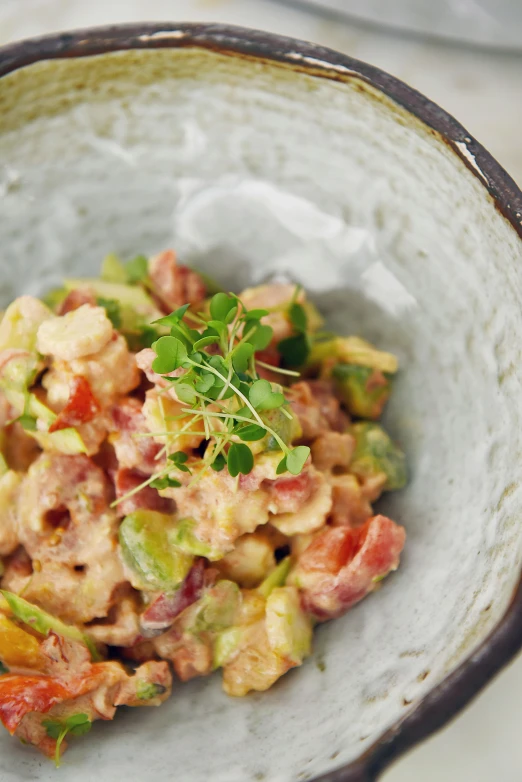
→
(2, 22, 522, 782)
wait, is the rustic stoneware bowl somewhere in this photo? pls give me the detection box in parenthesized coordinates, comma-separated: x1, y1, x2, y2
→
(1, 23, 522, 782)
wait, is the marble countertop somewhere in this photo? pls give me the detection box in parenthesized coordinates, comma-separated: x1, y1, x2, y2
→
(1, 1, 522, 780)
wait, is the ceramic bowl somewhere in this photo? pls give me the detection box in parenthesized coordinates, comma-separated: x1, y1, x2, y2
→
(1, 23, 522, 782)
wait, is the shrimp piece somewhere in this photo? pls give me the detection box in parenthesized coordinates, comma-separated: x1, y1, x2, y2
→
(310, 431, 355, 473)
(43, 334, 140, 408)
(288, 380, 349, 440)
(11, 454, 128, 625)
(328, 473, 373, 528)
(108, 396, 162, 476)
(291, 515, 406, 621)
(149, 249, 206, 312)
(269, 469, 333, 536)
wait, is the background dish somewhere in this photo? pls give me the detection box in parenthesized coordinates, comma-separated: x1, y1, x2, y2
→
(1, 23, 522, 782)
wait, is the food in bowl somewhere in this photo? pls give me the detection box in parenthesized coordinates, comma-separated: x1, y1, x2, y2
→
(0, 249, 406, 764)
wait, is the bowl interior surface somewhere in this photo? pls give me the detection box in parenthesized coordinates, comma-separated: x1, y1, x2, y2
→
(1, 42, 522, 782)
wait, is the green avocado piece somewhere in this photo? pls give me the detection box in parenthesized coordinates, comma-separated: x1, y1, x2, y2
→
(100, 253, 128, 284)
(258, 557, 292, 598)
(167, 518, 221, 561)
(212, 627, 242, 669)
(307, 337, 398, 374)
(0, 590, 100, 660)
(350, 422, 407, 491)
(265, 585, 312, 664)
(264, 405, 302, 450)
(191, 580, 241, 634)
(332, 363, 392, 420)
(119, 510, 194, 592)
(64, 278, 156, 315)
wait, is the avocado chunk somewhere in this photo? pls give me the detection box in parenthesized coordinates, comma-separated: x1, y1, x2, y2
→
(190, 580, 241, 634)
(0, 590, 100, 660)
(264, 405, 302, 451)
(100, 253, 128, 284)
(119, 510, 194, 592)
(332, 363, 392, 420)
(213, 627, 243, 669)
(64, 278, 156, 316)
(258, 557, 292, 598)
(307, 337, 398, 374)
(350, 422, 407, 491)
(168, 518, 221, 561)
(265, 585, 313, 664)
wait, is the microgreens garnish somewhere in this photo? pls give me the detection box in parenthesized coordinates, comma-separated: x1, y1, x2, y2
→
(42, 713, 92, 767)
(278, 291, 311, 368)
(0, 661, 8, 675)
(112, 291, 311, 506)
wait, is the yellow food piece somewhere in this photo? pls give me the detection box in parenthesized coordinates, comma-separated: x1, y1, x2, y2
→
(0, 614, 44, 669)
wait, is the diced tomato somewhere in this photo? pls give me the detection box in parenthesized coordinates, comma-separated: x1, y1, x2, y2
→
(295, 515, 406, 620)
(298, 526, 359, 574)
(0, 675, 72, 733)
(49, 376, 101, 432)
(140, 560, 205, 636)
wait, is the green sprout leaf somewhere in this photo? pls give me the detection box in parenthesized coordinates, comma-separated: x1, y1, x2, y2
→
(152, 336, 187, 374)
(211, 453, 226, 472)
(152, 304, 190, 327)
(210, 292, 236, 322)
(227, 443, 254, 477)
(247, 324, 273, 351)
(288, 302, 308, 333)
(286, 446, 310, 475)
(168, 451, 191, 473)
(225, 306, 238, 325)
(195, 374, 215, 394)
(175, 383, 197, 405)
(276, 455, 287, 475)
(96, 297, 122, 329)
(150, 476, 182, 490)
(125, 255, 149, 284)
(278, 333, 310, 367)
(249, 379, 285, 411)
(42, 714, 92, 767)
(66, 713, 92, 737)
(231, 343, 254, 373)
(242, 308, 269, 321)
(193, 335, 220, 351)
(235, 424, 266, 442)
(0, 662, 8, 675)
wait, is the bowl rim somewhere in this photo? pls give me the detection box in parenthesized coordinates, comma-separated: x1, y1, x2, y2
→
(1, 21, 522, 782)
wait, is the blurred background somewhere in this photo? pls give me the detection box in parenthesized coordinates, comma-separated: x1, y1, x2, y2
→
(1, 1, 521, 780)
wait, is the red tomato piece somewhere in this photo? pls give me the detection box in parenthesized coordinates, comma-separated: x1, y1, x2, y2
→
(140, 560, 206, 636)
(49, 376, 101, 432)
(0, 675, 72, 733)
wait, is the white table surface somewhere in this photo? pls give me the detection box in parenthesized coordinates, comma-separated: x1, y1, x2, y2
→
(1, 1, 522, 780)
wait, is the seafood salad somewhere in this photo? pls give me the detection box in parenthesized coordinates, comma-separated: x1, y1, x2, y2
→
(0, 249, 406, 764)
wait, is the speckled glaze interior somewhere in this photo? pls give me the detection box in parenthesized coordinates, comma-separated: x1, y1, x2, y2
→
(1, 32, 522, 782)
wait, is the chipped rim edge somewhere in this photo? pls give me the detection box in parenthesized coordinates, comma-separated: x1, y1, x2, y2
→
(1, 21, 522, 782)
